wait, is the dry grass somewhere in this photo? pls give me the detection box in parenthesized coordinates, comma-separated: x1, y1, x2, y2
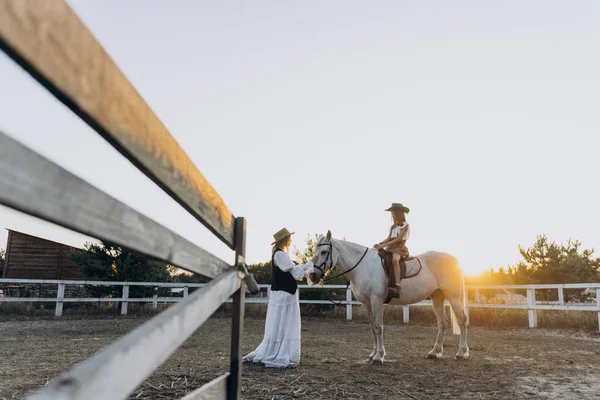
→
(246, 303, 600, 332)
(2, 301, 599, 332)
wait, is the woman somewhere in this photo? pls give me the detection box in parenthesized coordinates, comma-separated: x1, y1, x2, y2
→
(374, 203, 411, 298)
(243, 227, 315, 368)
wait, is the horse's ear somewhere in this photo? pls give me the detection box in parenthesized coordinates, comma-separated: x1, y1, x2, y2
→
(326, 230, 332, 241)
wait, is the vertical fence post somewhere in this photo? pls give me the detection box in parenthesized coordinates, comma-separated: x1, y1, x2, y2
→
(121, 285, 129, 315)
(346, 287, 352, 321)
(558, 286, 564, 305)
(152, 289, 158, 311)
(474, 289, 480, 303)
(183, 286, 189, 298)
(596, 288, 600, 333)
(228, 217, 246, 400)
(55, 283, 65, 317)
(403, 305, 410, 324)
(267, 285, 271, 299)
(527, 287, 537, 328)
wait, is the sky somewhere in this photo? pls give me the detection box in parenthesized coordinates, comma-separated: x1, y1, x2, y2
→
(1, 1, 599, 275)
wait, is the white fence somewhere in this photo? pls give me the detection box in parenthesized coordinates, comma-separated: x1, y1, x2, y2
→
(2, 279, 599, 331)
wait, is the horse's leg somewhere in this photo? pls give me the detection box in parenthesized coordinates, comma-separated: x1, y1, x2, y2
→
(370, 300, 386, 364)
(427, 289, 447, 359)
(365, 302, 377, 361)
(448, 296, 469, 360)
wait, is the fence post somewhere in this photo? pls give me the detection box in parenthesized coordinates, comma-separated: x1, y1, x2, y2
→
(474, 289, 480, 303)
(121, 285, 129, 315)
(596, 288, 600, 333)
(183, 286, 189, 298)
(403, 305, 410, 324)
(55, 283, 65, 317)
(228, 217, 246, 400)
(527, 287, 537, 328)
(152, 288, 158, 311)
(558, 286, 564, 305)
(346, 287, 352, 321)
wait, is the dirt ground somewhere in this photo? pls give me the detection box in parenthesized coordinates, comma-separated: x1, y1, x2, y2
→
(1, 317, 600, 400)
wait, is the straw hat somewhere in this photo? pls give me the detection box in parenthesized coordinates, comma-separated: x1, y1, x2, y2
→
(271, 227, 295, 245)
(385, 203, 410, 213)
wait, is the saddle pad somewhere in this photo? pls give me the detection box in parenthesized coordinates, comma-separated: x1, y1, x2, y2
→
(403, 257, 422, 279)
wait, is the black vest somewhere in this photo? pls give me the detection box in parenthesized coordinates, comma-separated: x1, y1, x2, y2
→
(270, 249, 298, 295)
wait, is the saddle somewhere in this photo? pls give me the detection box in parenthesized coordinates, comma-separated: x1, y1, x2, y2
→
(378, 249, 423, 304)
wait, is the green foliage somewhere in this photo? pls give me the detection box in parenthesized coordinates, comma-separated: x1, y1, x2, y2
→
(69, 241, 173, 298)
(247, 261, 272, 284)
(517, 235, 600, 284)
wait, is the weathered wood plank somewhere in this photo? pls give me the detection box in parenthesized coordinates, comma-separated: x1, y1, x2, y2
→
(0, 0, 235, 248)
(180, 374, 228, 400)
(28, 268, 241, 400)
(0, 132, 229, 279)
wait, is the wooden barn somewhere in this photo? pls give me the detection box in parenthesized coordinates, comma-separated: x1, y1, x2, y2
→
(2, 229, 86, 280)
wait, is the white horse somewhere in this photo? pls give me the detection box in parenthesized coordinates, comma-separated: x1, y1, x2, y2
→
(310, 231, 469, 364)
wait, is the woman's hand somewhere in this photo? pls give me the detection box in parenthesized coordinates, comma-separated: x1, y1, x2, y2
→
(306, 273, 314, 286)
(373, 243, 382, 250)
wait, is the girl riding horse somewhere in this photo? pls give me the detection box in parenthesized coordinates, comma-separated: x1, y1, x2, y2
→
(374, 203, 410, 298)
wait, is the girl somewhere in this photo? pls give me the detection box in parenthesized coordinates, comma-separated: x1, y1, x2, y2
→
(243, 228, 315, 368)
(374, 203, 410, 298)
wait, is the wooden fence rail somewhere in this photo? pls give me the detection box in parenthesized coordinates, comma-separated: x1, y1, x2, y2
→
(0, 1, 258, 399)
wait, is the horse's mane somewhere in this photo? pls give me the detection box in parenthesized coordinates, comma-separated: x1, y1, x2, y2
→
(316, 235, 367, 252)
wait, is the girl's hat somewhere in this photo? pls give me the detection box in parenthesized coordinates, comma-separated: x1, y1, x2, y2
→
(385, 203, 410, 213)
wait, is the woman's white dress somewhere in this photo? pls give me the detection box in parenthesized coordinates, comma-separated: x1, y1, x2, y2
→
(244, 249, 313, 368)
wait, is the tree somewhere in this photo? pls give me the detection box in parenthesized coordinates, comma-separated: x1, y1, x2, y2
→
(69, 241, 173, 298)
(247, 261, 272, 284)
(469, 235, 600, 301)
(0, 248, 5, 277)
(516, 235, 600, 285)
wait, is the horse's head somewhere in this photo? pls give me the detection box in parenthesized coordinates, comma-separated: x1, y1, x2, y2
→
(309, 230, 338, 284)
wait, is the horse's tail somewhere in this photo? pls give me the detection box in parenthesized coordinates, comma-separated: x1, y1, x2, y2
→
(450, 277, 466, 335)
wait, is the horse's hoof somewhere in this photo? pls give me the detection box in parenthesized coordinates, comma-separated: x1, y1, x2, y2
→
(455, 348, 470, 360)
(370, 358, 384, 365)
(426, 352, 441, 360)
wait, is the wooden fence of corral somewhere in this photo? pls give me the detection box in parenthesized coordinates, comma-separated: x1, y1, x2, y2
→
(0, 1, 259, 399)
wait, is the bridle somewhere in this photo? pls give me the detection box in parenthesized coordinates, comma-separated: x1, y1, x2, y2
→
(313, 241, 369, 283)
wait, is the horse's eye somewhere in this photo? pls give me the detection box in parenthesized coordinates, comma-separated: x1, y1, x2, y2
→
(321, 250, 327, 256)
